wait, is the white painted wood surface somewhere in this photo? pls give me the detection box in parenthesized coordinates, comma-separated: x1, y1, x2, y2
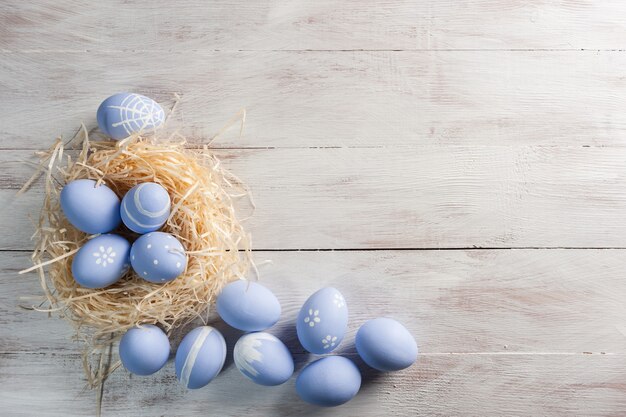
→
(2, 1, 626, 416)
(5, 146, 626, 249)
(3, 250, 626, 415)
(3, 51, 626, 149)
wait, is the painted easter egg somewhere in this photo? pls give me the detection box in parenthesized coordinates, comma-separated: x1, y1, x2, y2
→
(216, 280, 281, 331)
(175, 326, 227, 389)
(60, 179, 121, 234)
(97, 93, 165, 140)
(234, 332, 294, 386)
(356, 318, 417, 371)
(71, 234, 130, 289)
(121, 182, 171, 234)
(130, 232, 186, 283)
(296, 356, 361, 407)
(119, 325, 170, 376)
(296, 287, 348, 354)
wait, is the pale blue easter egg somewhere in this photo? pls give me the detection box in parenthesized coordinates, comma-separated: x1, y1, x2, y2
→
(97, 93, 165, 140)
(296, 287, 348, 354)
(60, 179, 121, 234)
(121, 182, 171, 234)
(216, 280, 281, 331)
(71, 234, 130, 289)
(296, 356, 361, 407)
(175, 326, 227, 389)
(234, 332, 294, 386)
(130, 232, 186, 283)
(119, 325, 170, 376)
(356, 318, 417, 372)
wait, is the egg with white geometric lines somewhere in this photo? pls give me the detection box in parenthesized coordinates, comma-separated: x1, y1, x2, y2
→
(234, 332, 293, 386)
(130, 232, 186, 283)
(97, 93, 165, 140)
(296, 287, 348, 354)
(121, 182, 171, 234)
(71, 234, 130, 289)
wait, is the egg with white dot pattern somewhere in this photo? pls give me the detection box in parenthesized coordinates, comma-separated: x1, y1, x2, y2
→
(130, 232, 186, 283)
(96, 93, 165, 140)
(121, 182, 171, 234)
(296, 287, 348, 354)
(71, 234, 130, 288)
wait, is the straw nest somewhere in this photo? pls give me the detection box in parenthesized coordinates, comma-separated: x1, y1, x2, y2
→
(20, 123, 252, 385)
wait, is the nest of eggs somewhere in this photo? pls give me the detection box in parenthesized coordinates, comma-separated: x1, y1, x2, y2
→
(21, 124, 251, 386)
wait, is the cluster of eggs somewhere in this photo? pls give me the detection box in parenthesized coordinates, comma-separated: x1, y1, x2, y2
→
(118, 281, 417, 407)
(82, 92, 417, 406)
(61, 180, 187, 288)
(60, 92, 186, 288)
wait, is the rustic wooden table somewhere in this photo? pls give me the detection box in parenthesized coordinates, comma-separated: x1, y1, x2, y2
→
(2, 1, 626, 416)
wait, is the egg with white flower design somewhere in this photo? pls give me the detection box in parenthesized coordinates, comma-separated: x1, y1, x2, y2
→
(296, 287, 348, 354)
(175, 326, 226, 389)
(61, 179, 121, 234)
(130, 232, 186, 283)
(234, 332, 293, 386)
(121, 182, 171, 234)
(71, 234, 130, 288)
(296, 356, 361, 407)
(356, 318, 417, 371)
(97, 93, 165, 140)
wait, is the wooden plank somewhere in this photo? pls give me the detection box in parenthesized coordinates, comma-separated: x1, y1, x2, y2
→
(2, 51, 626, 149)
(3, 1, 626, 52)
(5, 250, 626, 353)
(0, 352, 624, 416)
(4, 146, 626, 250)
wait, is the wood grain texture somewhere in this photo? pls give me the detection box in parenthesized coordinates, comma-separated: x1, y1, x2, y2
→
(1, 353, 624, 417)
(4, 250, 626, 415)
(4, 146, 626, 250)
(3, 1, 626, 415)
(2, 51, 626, 149)
(2, 0, 626, 52)
(5, 250, 626, 353)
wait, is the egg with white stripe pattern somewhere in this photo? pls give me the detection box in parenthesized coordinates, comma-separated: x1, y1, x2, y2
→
(296, 287, 348, 354)
(71, 234, 130, 289)
(130, 232, 186, 283)
(97, 93, 165, 140)
(234, 332, 293, 386)
(175, 326, 227, 389)
(121, 182, 171, 234)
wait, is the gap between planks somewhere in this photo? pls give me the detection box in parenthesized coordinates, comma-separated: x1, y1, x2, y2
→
(0, 351, 621, 356)
(5, 247, 626, 253)
(4, 49, 626, 53)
